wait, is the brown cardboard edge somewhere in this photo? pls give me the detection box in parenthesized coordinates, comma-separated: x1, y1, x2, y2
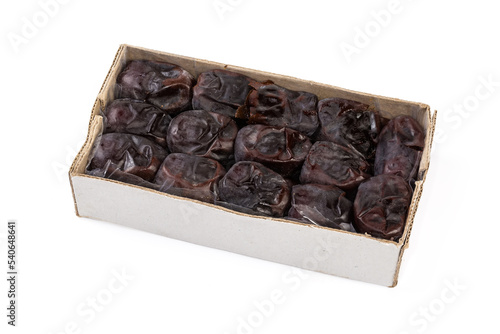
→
(390, 183, 424, 287)
(68, 172, 80, 216)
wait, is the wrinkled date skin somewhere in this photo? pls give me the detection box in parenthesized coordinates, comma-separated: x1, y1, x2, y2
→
(103, 99, 171, 146)
(218, 161, 291, 217)
(353, 174, 413, 241)
(317, 98, 380, 160)
(116, 60, 195, 115)
(237, 82, 319, 136)
(87, 168, 160, 190)
(234, 125, 312, 177)
(167, 110, 238, 162)
(154, 153, 226, 203)
(88, 133, 167, 182)
(192, 69, 258, 118)
(287, 184, 354, 231)
(300, 141, 371, 190)
(374, 115, 425, 181)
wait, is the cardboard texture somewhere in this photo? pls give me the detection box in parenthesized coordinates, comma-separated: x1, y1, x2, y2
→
(69, 44, 437, 287)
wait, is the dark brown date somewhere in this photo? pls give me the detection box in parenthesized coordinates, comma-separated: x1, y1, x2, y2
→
(300, 141, 371, 190)
(154, 153, 226, 203)
(317, 97, 380, 160)
(374, 115, 425, 181)
(116, 60, 195, 115)
(103, 99, 171, 146)
(192, 69, 258, 118)
(236, 82, 319, 136)
(218, 161, 291, 217)
(353, 174, 413, 241)
(234, 125, 312, 177)
(87, 133, 167, 182)
(87, 168, 161, 190)
(287, 184, 354, 231)
(167, 110, 238, 162)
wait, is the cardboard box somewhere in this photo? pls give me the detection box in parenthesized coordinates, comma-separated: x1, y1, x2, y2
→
(69, 44, 436, 287)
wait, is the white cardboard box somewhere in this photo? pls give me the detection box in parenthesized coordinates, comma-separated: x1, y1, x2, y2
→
(69, 44, 437, 287)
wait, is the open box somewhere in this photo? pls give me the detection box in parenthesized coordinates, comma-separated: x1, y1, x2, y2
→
(69, 44, 437, 287)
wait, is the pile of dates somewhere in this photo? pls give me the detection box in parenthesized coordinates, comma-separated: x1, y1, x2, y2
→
(87, 60, 426, 241)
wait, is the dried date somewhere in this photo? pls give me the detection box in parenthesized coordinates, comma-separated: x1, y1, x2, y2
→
(116, 60, 195, 115)
(374, 115, 425, 181)
(167, 110, 238, 162)
(234, 125, 312, 177)
(353, 174, 413, 241)
(154, 153, 226, 203)
(87, 133, 167, 182)
(192, 69, 258, 118)
(287, 184, 354, 231)
(317, 97, 380, 160)
(218, 161, 291, 217)
(103, 98, 171, 146)
(300, 141, 371, 190)
(236, 82, 319, 136)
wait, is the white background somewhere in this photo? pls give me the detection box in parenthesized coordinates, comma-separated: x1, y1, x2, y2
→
(1, 0, 499, 333)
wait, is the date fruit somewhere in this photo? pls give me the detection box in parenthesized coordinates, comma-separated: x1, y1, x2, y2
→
(287, 184, 354, 231)
(317, 97, 380, 160)
(103, 99, 171, 146)
(218, 161, 291, 217)
(154, 153, 226, 203)
(87, 168, 160, 190)
(374, 115, 425, 181)
(353, 174, 413, 241)
(116, 60, 195, 114)
(192, 69, 258, 118)
(167, 110, 238, 162)
(300, 141, 371, 190)
(87, 133, 167, 181)
(237, 82, 319, 136)
(234, 125, 312, 177)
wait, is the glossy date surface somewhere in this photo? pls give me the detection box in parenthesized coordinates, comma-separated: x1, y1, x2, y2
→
(218, 161, 291, 217)
(374, 115, 425, 181)
(192, 69, 258, 118)
(87, 133, 167, 182)
(167, 110, 238, 162)
(154, 153, 226, 203)
(237, 82, 319, 136)
(103, 98, 171, 146)
(317, 97, 380, 160)
(287, 184, 354, 231)
(353, 174, 413, 241)
(116, 60, 195, 114)
(234, 125, 312, 177)
(300, 141, 371, 190)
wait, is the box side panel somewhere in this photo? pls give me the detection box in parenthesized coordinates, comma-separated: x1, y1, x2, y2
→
(71, 175, 401, 286)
